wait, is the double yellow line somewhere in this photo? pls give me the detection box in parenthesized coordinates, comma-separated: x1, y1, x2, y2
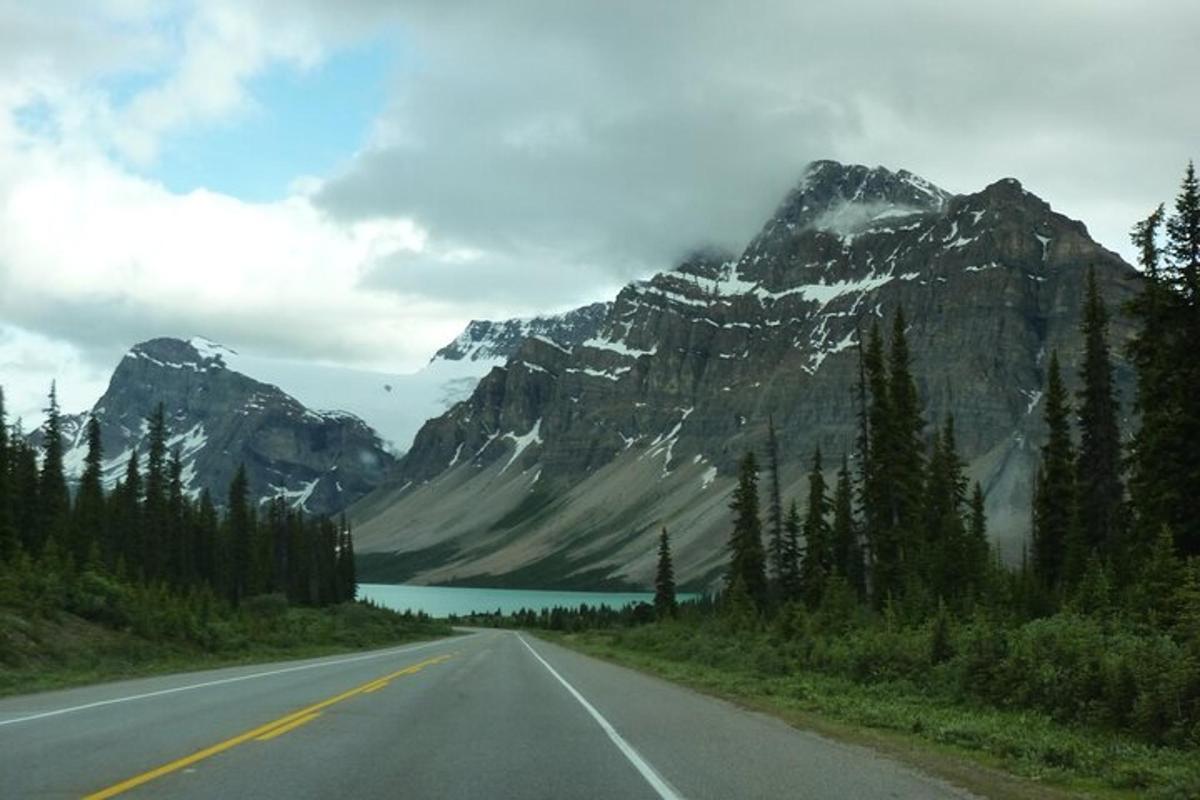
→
(85, 653, 454, 799)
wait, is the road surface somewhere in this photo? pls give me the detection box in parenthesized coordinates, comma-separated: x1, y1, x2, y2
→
(0, 630, 975, 799)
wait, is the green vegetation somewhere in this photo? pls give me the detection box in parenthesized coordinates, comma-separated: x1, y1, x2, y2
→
(480, 163, 1200, 798)
(0, 394, 449, 696)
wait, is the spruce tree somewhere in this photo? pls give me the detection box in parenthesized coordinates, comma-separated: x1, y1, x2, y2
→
(800, 447, 832, 608)
(113, 450, 143, 575)
(967, 482, 989, 600)
(654, 526, 678, 619)
(726, 451, 767, 610)
(765, 417, 786, 593)
(861, 321, 895, 608)
(142, 403, 169, 580)
(10, 431, 37, 557)
(38, 383, 70, 557)
(887, 309, 925, 579)
(1075, 268, 1125, 572)
(0, 388, 16, 561)
(339, 522, 358, 602)
(1033, 352, 1077, 591)
(73, 417, 106, 566)
(780, 499, 802, 601)
(228, 464, 252, 604)
(831, 454, 864, 599)
(922, 417, 968, 603)
(1164, 160, 1200, 302)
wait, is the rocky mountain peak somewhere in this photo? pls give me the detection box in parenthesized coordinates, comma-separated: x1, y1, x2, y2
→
(431, 302, 611, 364)
(55, 337, 395, 515)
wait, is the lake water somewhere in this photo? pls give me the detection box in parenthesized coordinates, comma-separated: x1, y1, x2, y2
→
(359, 583, 688, 618)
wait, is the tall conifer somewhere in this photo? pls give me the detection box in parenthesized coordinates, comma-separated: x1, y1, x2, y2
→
(800, 447, 832, 608)
(726, 451, 767, 610)
(38, 383, 70, 556)
(654, 526, 678, 619)
(1033, 352, 1076, 590)
(765, 418, 786, 592)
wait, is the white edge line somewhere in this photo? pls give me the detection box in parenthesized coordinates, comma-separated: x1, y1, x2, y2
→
(516, 633, 684, 800)
(0, 635, 466, 728)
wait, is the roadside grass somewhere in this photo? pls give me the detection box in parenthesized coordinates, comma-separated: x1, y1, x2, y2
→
(545, 627, 1200, 800)
(0, 601, 453, 698)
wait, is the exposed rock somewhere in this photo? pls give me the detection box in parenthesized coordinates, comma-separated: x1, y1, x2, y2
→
(351, 161, 1140, 590)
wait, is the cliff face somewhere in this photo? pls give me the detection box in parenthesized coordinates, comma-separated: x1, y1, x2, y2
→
(351, 161, 1140, 590)
(51, 337, 395, 515)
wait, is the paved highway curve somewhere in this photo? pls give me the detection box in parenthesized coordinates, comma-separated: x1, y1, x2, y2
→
(0, 630, 975, 799)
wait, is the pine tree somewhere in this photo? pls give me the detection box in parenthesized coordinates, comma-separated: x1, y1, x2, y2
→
(654, 526, 678, 619)
(1076, 268, 1126, 572)
(887, 309, 925, 578)
(13, 430, 41, 557)
(112, 450, 143, 574)
(73, 417, 106, 566)
(1033, 352, 1077, 591)
(1164, 160, 1200, 302)
(765, 417, 786, 593)
(780, 499, 802, 601)
(861, 321, 894, 607)
(38, 383, 70, 557)
(800, 447, 832, 608)
(0, 388, 16, 561)
(726, 451, 767, 610)
(831, 454, 864, 599)
(142, 403, 169, 580)
(966, 482, 989, 600)
(228, 464, 252, 605)
(339, 521, 358, 602)
(922, 417, 968, 603)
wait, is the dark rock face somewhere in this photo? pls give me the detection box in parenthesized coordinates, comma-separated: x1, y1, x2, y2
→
(432, 302, 611, 363)
(54, 338, 395, 515)
(351, 161, 1141, 590)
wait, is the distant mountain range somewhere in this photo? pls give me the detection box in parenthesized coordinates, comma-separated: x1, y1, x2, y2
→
(37, 303, 608, 516)
(348, 160, 1140, 590)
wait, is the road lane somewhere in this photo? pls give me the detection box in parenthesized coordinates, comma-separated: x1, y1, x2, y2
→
(0, 629, 976, 799)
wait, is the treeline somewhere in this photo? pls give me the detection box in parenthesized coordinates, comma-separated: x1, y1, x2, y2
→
(0, 398, 356, 608)
(560, 163, 1200, 751)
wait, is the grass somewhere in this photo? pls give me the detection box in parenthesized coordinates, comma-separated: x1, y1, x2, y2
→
(545, 626, 1200, 800)
(0, 601, 453, 698)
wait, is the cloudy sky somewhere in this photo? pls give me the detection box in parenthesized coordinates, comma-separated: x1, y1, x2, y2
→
(0, 0, 1196, 424)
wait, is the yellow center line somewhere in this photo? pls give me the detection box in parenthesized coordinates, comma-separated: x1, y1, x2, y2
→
(254, 711, 322, 741)
(83, 652, 455, 800)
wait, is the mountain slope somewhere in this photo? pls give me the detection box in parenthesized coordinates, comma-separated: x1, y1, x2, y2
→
(351, 160, 1140, 589)
(52, 338, 395, 515)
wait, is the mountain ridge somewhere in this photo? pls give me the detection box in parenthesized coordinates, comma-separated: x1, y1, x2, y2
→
(349, 160, 1140, 590)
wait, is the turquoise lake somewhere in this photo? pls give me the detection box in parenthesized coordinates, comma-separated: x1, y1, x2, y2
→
(359, 583, 694, 618)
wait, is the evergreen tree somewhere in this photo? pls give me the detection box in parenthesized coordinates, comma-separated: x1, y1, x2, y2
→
(780, 499, 802, 601)
(228, 464, 252, 605)
(1033, 352, 1077, 591)
(922, 417, 968, 603)
(339, 521, 358, 602)
(167, 447, 187, 582)
(112, 450, 143, 574)
(1126, 164, 1200, 559)
(142, 403, 169, 580)
(966, 482, 989, 600)
(73, 417, 106, 566)
(861, 321, 894, 607)
(1076, 268, 1126, 572)
(800, 447, 832, 608)
(0, 388, 16, 561)
(887, 309, 925, 576)
(831, 454, 864, 599)
(13, 431, 41, 556)
(654, 526, 678, 619)
(1164, 160, 1200, 302)
(764, 417, 786, 593)
(38, 383, 70, 557)
(726, 451, 767, 610)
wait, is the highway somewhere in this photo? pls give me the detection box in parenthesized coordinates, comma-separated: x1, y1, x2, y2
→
(0, 630, 975, 799)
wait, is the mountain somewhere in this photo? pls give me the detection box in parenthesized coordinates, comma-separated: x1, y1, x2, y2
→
(432, 302, 612, 362)
(222, 303, 610, 455)
(349, 160, 1141, 590)
(49, 337, 396, 515)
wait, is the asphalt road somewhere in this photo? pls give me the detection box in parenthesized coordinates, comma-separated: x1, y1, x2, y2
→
(0, 630, 976, 799)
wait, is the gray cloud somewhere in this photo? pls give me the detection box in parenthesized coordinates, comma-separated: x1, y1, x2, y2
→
(318, 0, 1199, 300)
